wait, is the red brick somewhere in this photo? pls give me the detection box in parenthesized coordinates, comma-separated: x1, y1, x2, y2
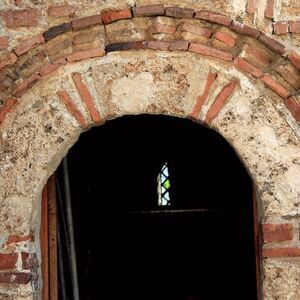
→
(165, 7, 194, 19)
(12, 73, 41, 98)
(214, 32, 236, 47)
(259, 32, 286, 55)
(105, 41, 146, 52)
(169, 40, 189, 51)
(6, 235, 33, 245)
(101, 9, 132, 25)
(0, 97, 17, 124)
(0, 272, 31, 284)
(195, 11, 232, 27)
(178, 23, 212, 38)
(43, 23, 72, 41)
(147, 41, 171, 51)
(153, 22, 176, 35)
(289, 51, 300, 70)
(67, 48, 106, 62)
(205, 79, 239, 123)
(21, 252, 30, 270)
(48, 5, 76, 17)
(57, 91, 88, 128)
(0, 253, 17, 270)
(0, 36, 8, 50)
(275, 64, 300, 90)
(1, 9, 39, 27)
(15, 34, 45, 56)
(263, 224, 293, 243)
(246, 0, 256, 14)
(229, 21, 260, 38)
(289, 21, 300, 34)
(38, 58, 66, 77)
(0, 52, 17, 71)
(72, 73, 101, 124)
(263, 247, 300, 258)
(132, 5, 165, 17)
(273, 21, 289, 35)
(189, 43, 233, 61)
(285, 97, 300, 122)
(233, 57, 263, 78)
(261, 74, 290, 99)
(190, 72, 217, 119)
(71, 14, 103, 30)
(265, 0, 274, 19)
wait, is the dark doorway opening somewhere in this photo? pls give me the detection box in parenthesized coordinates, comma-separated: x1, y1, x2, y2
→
(56, 115, 258, 300)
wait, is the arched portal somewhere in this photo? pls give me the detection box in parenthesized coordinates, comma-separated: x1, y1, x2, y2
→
(0, 3, 299, 297)
(55, 114, 257, 300)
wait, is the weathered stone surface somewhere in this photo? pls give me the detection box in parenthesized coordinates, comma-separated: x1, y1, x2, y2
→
(263, 260, 300, 299)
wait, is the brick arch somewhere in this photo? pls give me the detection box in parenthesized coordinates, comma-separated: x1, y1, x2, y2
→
(0, 5, 299, 123)
(0, 4, 299, 299)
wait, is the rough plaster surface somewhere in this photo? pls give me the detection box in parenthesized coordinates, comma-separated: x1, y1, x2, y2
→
(0, 283, 33, 300)
(263, 259, 300, 299)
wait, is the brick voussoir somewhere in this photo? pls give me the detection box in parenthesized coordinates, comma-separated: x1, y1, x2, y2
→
(43, 23, 72, 41)
(165, 7, 194, 19)
(132, 5, 165, 17)
(261, 74, 290, 99)
(258, 32, 286, 55)
(71, 14, 103, 30)
(230, 21, 260, 39)
(194, 10, 232, 26)
(105, 41, 147, 52)
(0, 97, 17, 124)
(57, 90, 89, 128)
(0, 6, 297, 129)
(101, 9, 132, 25)
(189, 43, 233, 61)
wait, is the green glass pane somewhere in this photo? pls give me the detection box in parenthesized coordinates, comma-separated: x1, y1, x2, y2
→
(163, 179, 170, 189)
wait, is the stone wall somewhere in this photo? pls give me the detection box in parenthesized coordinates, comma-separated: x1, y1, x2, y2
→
(0, 0, 299, 299)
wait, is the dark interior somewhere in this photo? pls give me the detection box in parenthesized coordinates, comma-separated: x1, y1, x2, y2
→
(56, 115, 257, 300)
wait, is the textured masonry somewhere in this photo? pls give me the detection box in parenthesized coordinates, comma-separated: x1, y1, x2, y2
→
(0, 5, 299, 124)
(0, 1, 299, 299)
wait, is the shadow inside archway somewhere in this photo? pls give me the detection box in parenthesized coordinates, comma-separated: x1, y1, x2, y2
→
(56, 114, 257, 300)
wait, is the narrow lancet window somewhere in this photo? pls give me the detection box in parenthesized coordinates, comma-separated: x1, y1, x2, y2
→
(158, 162, 171, 206)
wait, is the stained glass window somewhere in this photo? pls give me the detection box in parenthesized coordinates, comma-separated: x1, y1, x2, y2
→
(158, 162, 171, 206)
